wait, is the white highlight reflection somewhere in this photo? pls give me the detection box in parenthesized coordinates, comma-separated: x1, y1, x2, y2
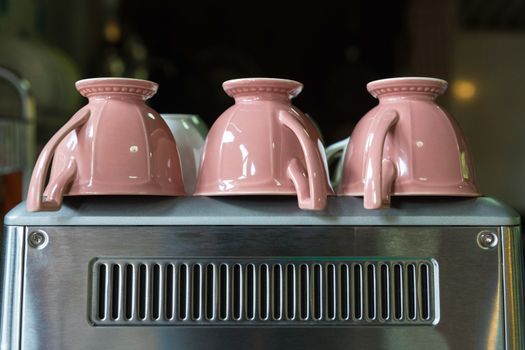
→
(222, 131, 235, 143)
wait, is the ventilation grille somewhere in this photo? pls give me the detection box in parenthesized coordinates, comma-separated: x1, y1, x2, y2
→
(90, 258, 438, 326)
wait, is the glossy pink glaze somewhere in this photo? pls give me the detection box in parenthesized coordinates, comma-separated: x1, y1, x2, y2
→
(194, 78, 333, 210)
(338, 77, 480, 209)
(27, 78, 185, 212)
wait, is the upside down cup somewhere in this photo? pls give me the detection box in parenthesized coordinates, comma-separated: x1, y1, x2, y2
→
(194, 78, 333, 210)
(27, 78, 185, 212)
(338, 77, 480, 209)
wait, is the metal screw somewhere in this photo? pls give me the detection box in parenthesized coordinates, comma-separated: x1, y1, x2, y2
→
(477, 231, 498, 249)
(29, 230, 48, 249)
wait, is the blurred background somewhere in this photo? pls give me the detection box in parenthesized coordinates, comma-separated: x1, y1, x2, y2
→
(0, 0, 524, 217)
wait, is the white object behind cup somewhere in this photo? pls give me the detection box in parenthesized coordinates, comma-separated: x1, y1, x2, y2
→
(325, 137, 350, 190)
(161, 114, 208, 194)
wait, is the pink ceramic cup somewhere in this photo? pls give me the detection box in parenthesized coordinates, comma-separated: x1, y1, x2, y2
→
(194, 78, 333, 210)
(338, 77, 480, 209)
(27, 77, 185, 212)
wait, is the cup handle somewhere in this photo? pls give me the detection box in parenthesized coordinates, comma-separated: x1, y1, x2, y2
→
(325, 137, 350, 188)
(279, 110, 327, 210)
(363, 109, 399, 209)
(26, 109, 90, 211)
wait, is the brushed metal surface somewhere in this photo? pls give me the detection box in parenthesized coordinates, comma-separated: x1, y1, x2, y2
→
(501, 226, 525, 350)
(8, 225, 519, 349)
(4, 196, 521, 226)
(0, 226, 25, 350)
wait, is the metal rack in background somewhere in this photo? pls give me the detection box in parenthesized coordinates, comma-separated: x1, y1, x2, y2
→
(0, 65, 36, 198)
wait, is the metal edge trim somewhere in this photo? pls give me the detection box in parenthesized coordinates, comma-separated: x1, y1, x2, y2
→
(500, 226, 525, 350)
(0, 226, 25, 350)
(4, 216, 521, 227)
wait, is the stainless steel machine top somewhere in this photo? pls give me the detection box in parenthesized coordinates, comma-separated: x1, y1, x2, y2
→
(3, 196, 520, 226)
(1, 196, 524, 350)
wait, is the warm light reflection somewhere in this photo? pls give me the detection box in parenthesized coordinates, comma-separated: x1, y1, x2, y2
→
(452, 79, 476, 101)
(460, 152, 470, 180)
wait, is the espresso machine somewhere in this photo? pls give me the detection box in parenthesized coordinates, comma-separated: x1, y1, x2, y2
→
(1, 195, 524, 349)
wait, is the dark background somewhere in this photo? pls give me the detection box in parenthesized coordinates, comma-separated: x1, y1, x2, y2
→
(119, 0, 407, 142)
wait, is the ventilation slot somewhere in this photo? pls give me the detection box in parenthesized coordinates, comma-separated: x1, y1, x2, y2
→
(420, 263, 431, 320)
(246, 264, 256, 320)
(91, 258, 438, 326)
(353, 264, 363, 320)
(192, 264, 202, 320)
(125, 264, 134, 320)
(232, 264, 242, 320)
(286, 264, 296, 320)
(407, 264, 417, 320)
(340, 264, 350, 320)
(152, 264, 161, 320)
(366, 264, 376, 320)
(272, 264, 283, 320)
(219, 264, 228, 320)
(260, 264, 269, 320)
(394, 264, 403, 320)
(111, 264, 121, 320)
(300, 264, 309, 320)
(327, 264, 336, 320)
(165, 264, 174, 320)
(205, 264, 215, 320)
(380, 264, 389, 320)
(97, 264, 107, 320)
(179, 264, 188, 320)
(138, 264, 147, 320)
(313, 264, 322, 320)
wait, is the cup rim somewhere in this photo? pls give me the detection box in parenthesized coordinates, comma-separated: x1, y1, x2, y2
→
(75, 77, 158, 99)
(367, 77, 448, 99)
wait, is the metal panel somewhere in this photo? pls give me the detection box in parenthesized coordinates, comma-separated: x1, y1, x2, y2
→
(0, 226, 25, 350)
(14, 225, 518, 349)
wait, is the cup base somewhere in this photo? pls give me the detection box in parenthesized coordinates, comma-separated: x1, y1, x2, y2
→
(195, 187, 336, 197)
(338, 190, 481, 197)
(66, 185, 185, 197)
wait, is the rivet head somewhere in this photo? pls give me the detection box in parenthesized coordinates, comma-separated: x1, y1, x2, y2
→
(477, 231, 498, 249)
(29, 230, 48, 249)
